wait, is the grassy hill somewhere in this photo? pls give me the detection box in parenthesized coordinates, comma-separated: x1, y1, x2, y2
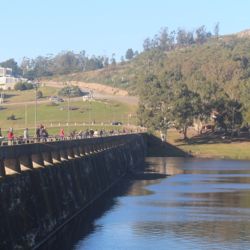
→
(0, 86, 137, 135)
(44, 32, 250, 121)
(46, 33, 250, 92)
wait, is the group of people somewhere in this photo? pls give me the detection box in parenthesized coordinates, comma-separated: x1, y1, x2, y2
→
(36, 125, 49, 142)
(0, 126, 138, 146)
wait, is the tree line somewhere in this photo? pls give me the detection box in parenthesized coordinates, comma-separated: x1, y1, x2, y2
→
(142, 23, 219, 52)
(0, 51, 119, 80)
(137, 73, 244, 139)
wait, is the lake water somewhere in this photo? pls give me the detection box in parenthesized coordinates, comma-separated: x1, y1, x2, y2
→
(42, 157, 250, 250)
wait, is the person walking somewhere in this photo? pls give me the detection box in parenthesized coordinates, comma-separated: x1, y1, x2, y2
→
(23, 128, 29, 143)
(7, 128, 14, 145)
(59, 128, 65, 140)
(36, 125, 40, 142)
(40, 125, 48, 142)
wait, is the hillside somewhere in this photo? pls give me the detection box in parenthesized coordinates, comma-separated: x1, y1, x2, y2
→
(45, 32, 250, 95)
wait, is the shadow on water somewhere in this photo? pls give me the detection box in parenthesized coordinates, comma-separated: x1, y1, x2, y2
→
(146, 134, 190, 157)
(37, 161, 166, 250)
(130, 160, 169, 180)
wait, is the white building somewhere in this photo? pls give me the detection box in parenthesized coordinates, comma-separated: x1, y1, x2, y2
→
(0, 67, 26, 90)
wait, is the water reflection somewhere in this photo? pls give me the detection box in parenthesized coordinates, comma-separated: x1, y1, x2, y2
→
(39, 157, 250, 250)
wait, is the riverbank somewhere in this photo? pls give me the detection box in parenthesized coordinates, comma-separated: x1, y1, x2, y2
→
(147, 129, 250, 160)
(166, 129, 250, 160)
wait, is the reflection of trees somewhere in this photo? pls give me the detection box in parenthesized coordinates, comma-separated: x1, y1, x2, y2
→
(132, 220, 250, 243)
(133, 157, 250, 244)
(145, 157, 187, 175)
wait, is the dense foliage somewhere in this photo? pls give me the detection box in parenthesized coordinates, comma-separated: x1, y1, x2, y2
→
(1, 24, 250, 133)
(0, 59, 22, 77)
(14, 82, 34, 91)
(58, 86, 83, 97)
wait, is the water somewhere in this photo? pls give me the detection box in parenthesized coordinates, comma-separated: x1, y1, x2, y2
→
(42, 157, 250, 250)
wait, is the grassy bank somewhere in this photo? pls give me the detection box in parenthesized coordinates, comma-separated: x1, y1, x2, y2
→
(166, 129, 250, 160)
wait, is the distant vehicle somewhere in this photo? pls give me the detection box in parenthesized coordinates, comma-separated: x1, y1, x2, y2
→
(50, 96, 64, 103)
(111, 121, 123, 125)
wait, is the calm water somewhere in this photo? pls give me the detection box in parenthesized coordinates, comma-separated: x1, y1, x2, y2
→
(42, 157, 250, 250)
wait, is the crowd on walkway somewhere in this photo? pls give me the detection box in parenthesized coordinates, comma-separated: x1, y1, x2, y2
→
(0, 125, 141, 145)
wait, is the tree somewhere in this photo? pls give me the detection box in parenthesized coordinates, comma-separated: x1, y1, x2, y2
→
(58, 86, 83, 97)
(125, 48, 134, 60)
(137, 74, 172, 133)
(171, 83, 201, 139)
(14, 82, 34, 91)
(143, 38, 152, 51)
(213, 97, 243, 134)
(176, 29, 194, 46)
(36, 90, 43, 99)
(110, 53, 116, 66)
(0, 58, 22, 76)
(195, 25, 209, 44)
(214, 22, 220, 38)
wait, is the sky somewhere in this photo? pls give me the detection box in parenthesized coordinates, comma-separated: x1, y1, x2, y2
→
(1, 0, 250, 63)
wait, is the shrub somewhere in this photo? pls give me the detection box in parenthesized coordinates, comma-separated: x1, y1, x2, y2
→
(14, 82, 34, 91)
(58, 86, 83, 97)
(36, 90, 43, 99)
(7, 114, 16, 120)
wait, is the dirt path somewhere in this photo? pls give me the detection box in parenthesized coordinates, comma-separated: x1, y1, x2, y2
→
(1, 81, 138, 106)
(44, 80, 129, 96)
(43, 80, 139, 106)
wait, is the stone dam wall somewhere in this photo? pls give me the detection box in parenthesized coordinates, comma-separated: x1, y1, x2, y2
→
(0, 134, 146, 250)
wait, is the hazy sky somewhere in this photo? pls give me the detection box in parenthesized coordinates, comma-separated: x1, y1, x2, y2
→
(1, 0, 250, 62)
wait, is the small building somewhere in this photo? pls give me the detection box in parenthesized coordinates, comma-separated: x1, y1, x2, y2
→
(0, 67, 12, 77)
(0, 67, 27, 90)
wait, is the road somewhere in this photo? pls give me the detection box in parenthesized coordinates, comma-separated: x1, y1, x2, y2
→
(0, 84, 138, 107)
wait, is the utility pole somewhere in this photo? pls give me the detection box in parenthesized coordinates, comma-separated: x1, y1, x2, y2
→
(67, 88, 70, 134)
(25, 103, 28, 128)
(34, 82, 38, 131)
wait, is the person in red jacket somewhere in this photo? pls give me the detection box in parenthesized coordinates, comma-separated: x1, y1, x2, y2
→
(59, 128, 65, 140)
(7, 128, 14, 145)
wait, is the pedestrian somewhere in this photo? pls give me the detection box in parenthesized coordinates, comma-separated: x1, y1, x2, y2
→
(23, 128, 29, 143)
(7, 128, 14, 145)
(40, 126, 48, 142)
(160, 131, 165, 142)
(59, 128, 65, 140)
(36, 126, 40, 142)
(100, 130, 103, 137)
(89, 129, 94, 137)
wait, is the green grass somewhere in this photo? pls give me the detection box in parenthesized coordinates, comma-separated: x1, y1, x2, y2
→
(167, 129, 250, 160)
(0, 99, 137, 131)
(180, 143, 250, 160)
(2, 86, 58, 103)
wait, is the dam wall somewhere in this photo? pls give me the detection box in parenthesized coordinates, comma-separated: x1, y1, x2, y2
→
(0, 134, 146, 250)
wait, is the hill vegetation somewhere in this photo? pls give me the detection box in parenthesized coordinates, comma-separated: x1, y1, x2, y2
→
(40, 26, 250, 133)
(2, 25, 250, 134)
